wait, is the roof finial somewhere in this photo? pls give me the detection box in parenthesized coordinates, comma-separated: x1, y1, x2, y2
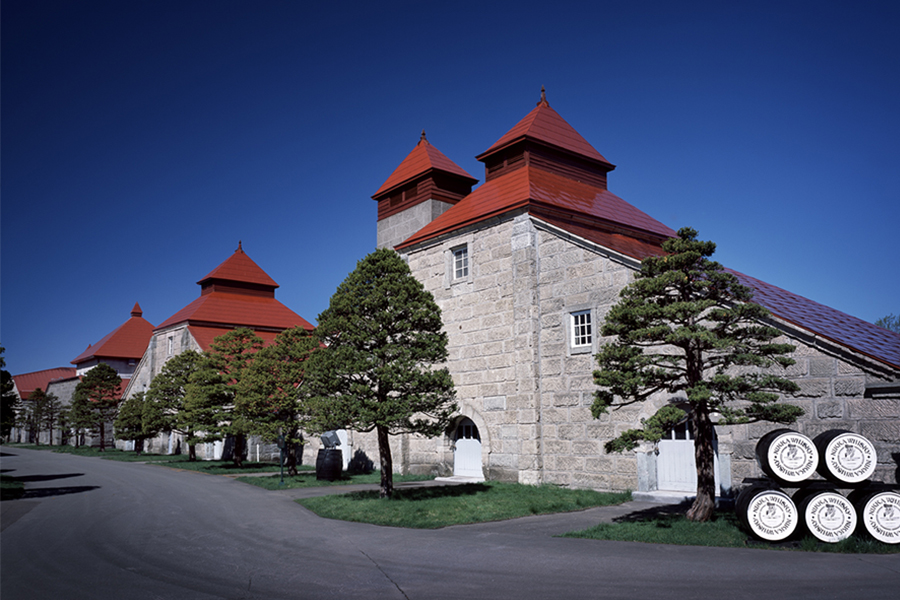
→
(420, 129, 427, 143)
(237, 240, 243, 253)
(538, 85, 547, 106)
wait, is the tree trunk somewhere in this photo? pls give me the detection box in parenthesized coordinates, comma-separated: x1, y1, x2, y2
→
(188, 443, 197, 461)
(376, 424, 394, 499)
(285, 440, 298, 476)
(99, 422, 106, 451)
(687, 403, 716, 522)
(232, 433, 245, 467)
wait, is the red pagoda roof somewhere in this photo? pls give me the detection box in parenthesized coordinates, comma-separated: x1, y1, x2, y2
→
(156, 245, 313, 337)
(397, 165, 675, 250)
(12, 367, 77, 399)
(477, 90, 612, 167)
(374, 132, 477, 198)
(198, 242, 278, 289)
(71, 303, 155, 364)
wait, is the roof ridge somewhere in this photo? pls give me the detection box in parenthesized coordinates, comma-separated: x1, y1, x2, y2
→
(373, 134, 477, 198)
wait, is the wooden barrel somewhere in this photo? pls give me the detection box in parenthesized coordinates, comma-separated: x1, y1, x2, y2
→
(736, 485, 798, 541)
(316, 448, 343, 481)
(849, 489, 900, 544)
(813, 430, 876, 484)
(755, 429, 818, 484)
(794, 487, 857, 543)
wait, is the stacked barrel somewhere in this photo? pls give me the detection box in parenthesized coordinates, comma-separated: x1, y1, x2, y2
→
(737, 429, 899, 544)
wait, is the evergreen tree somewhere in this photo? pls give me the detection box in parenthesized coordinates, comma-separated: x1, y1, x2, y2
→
(593, 228, 802, 522)
(67, 391, 96, 447)
(143, 350, 204, 460)
(875, 313, 900, 333)
(305, 248, 457, 499)
(205, 328, 263, 467)
(181, 360, 231, 453)
(72, 363, 122, 451)
(41, 391, 64, 445)
(237, 326, 317, 475)
(1, 346, 20, 442)
(23, 387, 54, 444)
(114, 392, 150, 453)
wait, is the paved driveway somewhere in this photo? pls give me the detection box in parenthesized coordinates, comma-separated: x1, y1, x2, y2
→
(2, 448, 898, 599)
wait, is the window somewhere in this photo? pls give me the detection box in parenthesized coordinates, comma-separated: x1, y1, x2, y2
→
(452, 246, 468, 280)
(571, 310, 592, 349)
(167, 336, 174, 356)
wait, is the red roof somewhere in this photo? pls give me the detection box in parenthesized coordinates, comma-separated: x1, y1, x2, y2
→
(397, 165, 675, 249)
(12, 367, 77, 399)
(71, 303, 155, 364)
(157, 292, 313, 331)
(198, 242, 278, 289)
(477, 92, 612, 167)
(156, 245, 313, 334)
(374, 133, 477, 198)
(730, 269, 900, 370)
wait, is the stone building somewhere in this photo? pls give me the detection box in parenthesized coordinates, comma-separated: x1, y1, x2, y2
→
(364, 92, 900, 498)
(122, 243, 314, 458)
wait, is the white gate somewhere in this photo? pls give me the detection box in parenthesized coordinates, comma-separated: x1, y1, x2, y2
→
(453, 418, 484, 479)
(657, 419, 720, 493)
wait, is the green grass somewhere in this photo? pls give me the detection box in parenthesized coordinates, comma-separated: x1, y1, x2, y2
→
(238, 470, 432, 490)
(297, 482, 631, 529)
(563, 508, 900, 554)
(1, 475, 25, 501)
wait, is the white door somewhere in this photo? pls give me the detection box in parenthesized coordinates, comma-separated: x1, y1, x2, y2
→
(453, 418, 483, 479)
(657, 420, 719, 493)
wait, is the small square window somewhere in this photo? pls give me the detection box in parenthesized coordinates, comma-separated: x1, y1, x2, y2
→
(452, 246, 468, 280)
(571, 310, 592, 348)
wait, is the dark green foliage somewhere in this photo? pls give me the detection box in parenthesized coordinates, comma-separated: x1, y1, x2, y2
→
(20, 387, 57, 445)
(143, 350, 204, 459)
(593, 228, 802, 521)
(874, 313, 900, 333)
(305, 248, 457, 499)
(236, 326, 317, 475)
(114, 392, 151, 452)
(72, 364, 122, 451)
(1, 346, 18, 441)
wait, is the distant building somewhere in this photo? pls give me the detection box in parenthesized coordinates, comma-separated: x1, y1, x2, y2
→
(9, 367, 76, 444)
(123, 243, 314, 458)
(361, 91, 900, 497)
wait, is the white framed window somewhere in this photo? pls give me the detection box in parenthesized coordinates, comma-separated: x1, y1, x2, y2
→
(570, 310, 592, 350)
(452, 246, 469, 280)
(167, 336, 174, 356)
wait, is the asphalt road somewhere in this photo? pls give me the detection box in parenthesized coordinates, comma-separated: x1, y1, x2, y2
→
(2, 448, 899, 600)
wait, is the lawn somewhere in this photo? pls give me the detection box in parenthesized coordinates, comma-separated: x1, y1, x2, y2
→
(297, 482, 631, 529)
(1, 475, 25, 501)
(562, 505, 900, 554)
(238, 470, 432, 489)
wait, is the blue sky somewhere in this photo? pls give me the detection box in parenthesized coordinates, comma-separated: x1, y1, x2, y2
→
(2, 0, 898, 376)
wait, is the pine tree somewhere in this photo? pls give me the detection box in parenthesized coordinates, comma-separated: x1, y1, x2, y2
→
(236, 326, 317, 475)
(143, 350, 204, 460)
(305, 248, 457, 499)
(72, 363, 122, 451)
(114, 392, 150, 453)
(593, 228, 802, 522)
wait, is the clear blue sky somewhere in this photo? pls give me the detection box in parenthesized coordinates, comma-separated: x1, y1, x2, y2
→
(2, 0, 898, 376)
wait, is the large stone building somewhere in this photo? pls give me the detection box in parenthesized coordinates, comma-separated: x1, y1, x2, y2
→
(364, 92, 900, 498)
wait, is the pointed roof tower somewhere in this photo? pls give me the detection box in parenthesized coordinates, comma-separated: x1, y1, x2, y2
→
(372, 132, 478, 234)
(156, 243, 313, 349)
(71, 303, 155, 365)
(397, 89, 675, 257)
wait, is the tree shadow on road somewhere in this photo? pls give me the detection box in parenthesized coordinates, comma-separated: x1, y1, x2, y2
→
(22, 485, 100, 499)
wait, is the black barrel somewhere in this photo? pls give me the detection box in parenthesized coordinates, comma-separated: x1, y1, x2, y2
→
(794, 486, 857, 543)
(316, 448, 343, 481)
(755, 429, 818, 484)
(849, 489, 900, 544)
(814, 430, 876, 484)
(736, 484, 798, 541)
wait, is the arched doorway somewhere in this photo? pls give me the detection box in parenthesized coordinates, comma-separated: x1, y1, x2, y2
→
(453, 417, 483, 479)
(657, 418, 720, 493)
